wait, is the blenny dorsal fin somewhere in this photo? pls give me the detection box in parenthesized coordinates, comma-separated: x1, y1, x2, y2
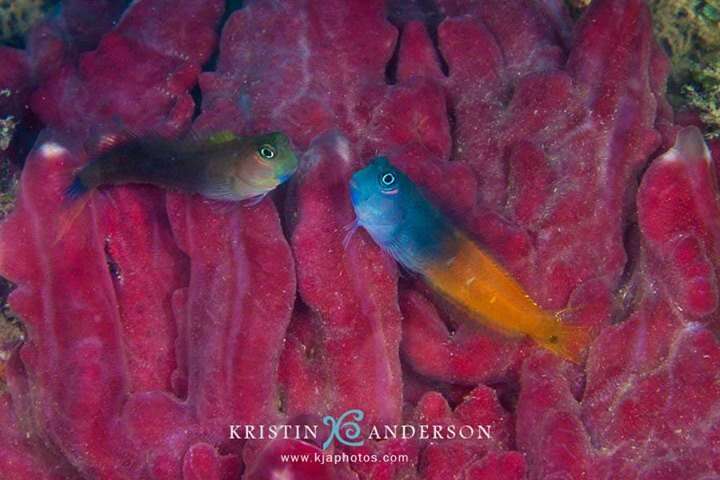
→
(204, 130, 237, 145)
(184, 128, 238, 143)
(84, 128, 141, 157)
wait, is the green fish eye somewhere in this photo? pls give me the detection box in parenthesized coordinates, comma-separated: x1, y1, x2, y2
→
(258, 144, 276, 159)
(379, 172, 397, 188)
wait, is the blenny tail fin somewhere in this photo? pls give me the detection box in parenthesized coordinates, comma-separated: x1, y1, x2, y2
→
(64, 176, 89, 200)
(55, 175, 93, 245)
(538, 321, 592, 364)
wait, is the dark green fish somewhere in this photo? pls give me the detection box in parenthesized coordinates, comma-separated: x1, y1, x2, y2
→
(65, 131, 298, 201)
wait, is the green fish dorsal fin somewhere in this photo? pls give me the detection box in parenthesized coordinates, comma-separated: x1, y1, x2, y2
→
(206, 131, 238, 144)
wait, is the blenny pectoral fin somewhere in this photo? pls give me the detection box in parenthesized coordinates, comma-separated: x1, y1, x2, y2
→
(242, 193, 268, 207)
(56, 188, 93, 245)
(342, 219, 360, 249)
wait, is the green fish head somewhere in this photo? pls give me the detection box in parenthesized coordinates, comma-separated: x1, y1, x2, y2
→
(252, 132, 299, 184)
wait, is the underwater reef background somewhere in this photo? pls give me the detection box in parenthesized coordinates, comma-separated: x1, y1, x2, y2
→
(1, 0, 720, 478)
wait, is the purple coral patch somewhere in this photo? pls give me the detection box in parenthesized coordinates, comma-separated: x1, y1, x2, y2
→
(0, 0, 719, 478)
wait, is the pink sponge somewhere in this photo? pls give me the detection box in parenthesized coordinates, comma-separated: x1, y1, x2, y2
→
(1, 0, 719, 478)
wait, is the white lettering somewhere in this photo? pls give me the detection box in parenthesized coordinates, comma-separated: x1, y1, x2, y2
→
(478, 425, 492, 440)
(383, 425, 398, 439)
(303, 424, 318, 440)
(458, 425, 474, 439)
(400, 425, 416, 439)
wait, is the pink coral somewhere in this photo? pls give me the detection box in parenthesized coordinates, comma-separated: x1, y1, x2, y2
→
(0, 0, 126, 166)
(1, 0, 719, 479)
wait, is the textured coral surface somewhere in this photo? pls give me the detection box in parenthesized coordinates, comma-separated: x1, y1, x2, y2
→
(1, 0, 720, 479)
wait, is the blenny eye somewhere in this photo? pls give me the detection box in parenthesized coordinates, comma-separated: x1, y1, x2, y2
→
(258, 144, 276, 159)
(379, 172, 396, 188)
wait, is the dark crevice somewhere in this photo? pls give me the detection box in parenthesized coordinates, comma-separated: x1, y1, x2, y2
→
(491, 379, 520, 414)
(384, 24, 402, 85)
(103, 238, 122, 281)
(610, 221, 642, 325)
(446, 100, 458, 158)
(225, 0, 246, 17)
(574, 367, 588, 405)
(204, 0, 245, 72)
(189, 0, 245, 122)
(273, 181, 294, 241)
(386, 0, 449, 77)
(387, 0, 442, 24)
(11, 118, 40, 169)
(419, 0, 449, 77)
(276, 383, 287, 415)
(609, 142, 661, 324)
(490, 379, 520, 450)
(189, 84, 203, 122)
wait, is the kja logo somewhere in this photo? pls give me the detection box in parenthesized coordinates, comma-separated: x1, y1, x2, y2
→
(321, 409, 365, 449)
